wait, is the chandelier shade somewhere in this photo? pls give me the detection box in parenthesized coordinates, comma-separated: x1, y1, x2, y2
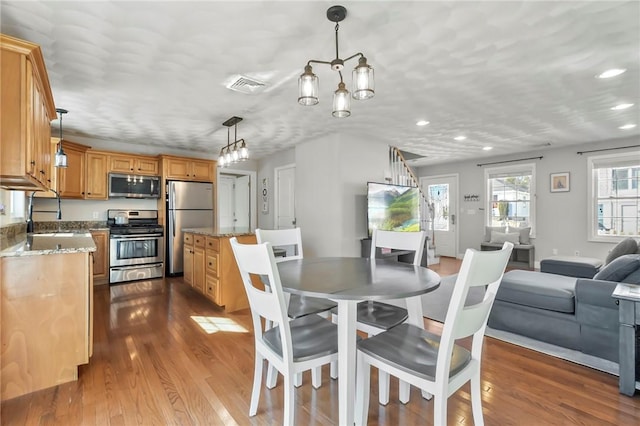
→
(298, 5, 374, 117)
(54, 108, 68, 168)
(218, 116, 249, 168)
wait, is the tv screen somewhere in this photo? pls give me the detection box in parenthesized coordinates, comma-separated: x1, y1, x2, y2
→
(367, 182, 420, 236)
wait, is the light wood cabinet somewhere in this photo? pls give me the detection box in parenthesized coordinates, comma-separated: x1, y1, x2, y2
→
(109, 154, 159, 176)
(85, 152, 108, 199)
(0, 34, 57, 191)
(90, 230, 109, 284)
(183, 234, 194, 286)
(162, 156, 215, 182)
(182, 232, 255, 312)
(57, 141, 88, 199)
(1, 252, 93, 401)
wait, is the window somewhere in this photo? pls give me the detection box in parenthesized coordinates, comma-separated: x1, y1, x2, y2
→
(485, 163, 536, 235)
(589, 152, 640, 241)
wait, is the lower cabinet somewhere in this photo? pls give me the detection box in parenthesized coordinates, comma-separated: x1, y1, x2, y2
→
(183, 232, 256, 312)
(1, 252, 93, 401)
(90, 230, 109, 285)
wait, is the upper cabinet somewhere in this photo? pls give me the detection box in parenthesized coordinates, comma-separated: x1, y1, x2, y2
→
(0, 34, 57, 191)
(109, 154, 159, 176)
(85, 151, 108, 199)
(162, 155, 215, 182)
(58, 141, 88, 199)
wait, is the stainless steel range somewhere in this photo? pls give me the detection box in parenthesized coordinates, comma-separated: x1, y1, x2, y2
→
(108, 209, 164, 285)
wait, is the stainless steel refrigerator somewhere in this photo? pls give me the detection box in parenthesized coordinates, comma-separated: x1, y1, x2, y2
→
(166, 180, 214, 275)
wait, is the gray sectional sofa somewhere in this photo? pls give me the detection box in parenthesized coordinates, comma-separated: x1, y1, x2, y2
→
(488, 238, 640, 363)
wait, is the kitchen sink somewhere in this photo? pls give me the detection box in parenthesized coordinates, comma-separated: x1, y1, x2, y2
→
(32, 232, 80, 237)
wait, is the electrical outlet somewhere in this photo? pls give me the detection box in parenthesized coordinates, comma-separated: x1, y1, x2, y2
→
(574, 250, 580, 256)
(92, 211, 99, 219)
(552, 248, 558, 255)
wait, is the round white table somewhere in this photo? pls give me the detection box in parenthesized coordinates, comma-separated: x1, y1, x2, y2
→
(277, 257, 441, 425)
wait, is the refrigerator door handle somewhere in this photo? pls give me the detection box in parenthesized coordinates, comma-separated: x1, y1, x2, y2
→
(172, 189, 176, 238)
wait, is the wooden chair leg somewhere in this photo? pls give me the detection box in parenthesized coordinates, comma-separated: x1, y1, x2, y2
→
(330, 360, 338, 379)
(355, 352, 370, 426)
(311, 366, 322, 389)
(378, 370, 390, 405)
(266, 363, 278, 389)
(249, 354, 264, 416)
(399, 380, 410, 404)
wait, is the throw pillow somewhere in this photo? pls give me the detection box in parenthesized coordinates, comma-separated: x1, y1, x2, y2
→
(594, 254, 640, 282)
(605, 238, 638, 264)
(484, 226, 506, 242)
(514, 226, 531, 244)
(490, 231, 520, 245)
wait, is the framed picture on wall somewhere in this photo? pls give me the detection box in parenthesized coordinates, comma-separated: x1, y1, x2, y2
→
(550, 172, 570, 192)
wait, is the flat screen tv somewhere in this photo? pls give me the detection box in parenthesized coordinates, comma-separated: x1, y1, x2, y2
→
(367, 182, 420, 236)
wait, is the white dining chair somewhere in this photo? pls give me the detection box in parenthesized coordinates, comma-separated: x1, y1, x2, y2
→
(355, 242, 514, 426)
(230, 237, 340, 426)
(332, 229, 426, 403)
(256, 228, 338, 387)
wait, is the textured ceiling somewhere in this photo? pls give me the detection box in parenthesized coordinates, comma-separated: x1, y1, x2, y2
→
(1, 1, 638, 166)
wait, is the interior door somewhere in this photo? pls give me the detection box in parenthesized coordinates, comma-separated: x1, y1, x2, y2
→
(420, 174, 458, 257)
(276, 165, 296, 229)
(235, 175, 250, 229)
(218, 176, 234, 228)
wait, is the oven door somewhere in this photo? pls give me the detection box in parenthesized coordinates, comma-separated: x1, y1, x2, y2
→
(110, 234, 164, 267)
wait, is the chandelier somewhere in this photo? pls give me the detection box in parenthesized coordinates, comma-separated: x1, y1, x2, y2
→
(217, 116, 248, 168)
(54, 108, 68, 168)
(298, 5, 374, 118)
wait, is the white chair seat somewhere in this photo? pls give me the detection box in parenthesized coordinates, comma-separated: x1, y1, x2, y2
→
(264, 314, 339, 361)
(358, 323, 471, 380)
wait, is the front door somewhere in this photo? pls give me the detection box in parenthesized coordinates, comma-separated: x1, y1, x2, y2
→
(420, 174, 458, 257)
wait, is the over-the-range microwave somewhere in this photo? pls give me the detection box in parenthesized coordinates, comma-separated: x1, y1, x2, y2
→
(108, 173, 161, 198)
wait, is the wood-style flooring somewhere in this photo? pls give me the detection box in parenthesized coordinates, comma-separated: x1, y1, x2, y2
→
(2, 257, 639, 425)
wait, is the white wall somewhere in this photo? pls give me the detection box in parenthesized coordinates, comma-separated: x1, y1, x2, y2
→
(295, 134, 388, 257)
(416, 135, 639, 262)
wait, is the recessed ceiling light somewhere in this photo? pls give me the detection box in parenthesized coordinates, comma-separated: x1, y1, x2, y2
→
(416, 120, 429, 126)
(611, 103, 634, 110)
(482, 146, 493, 151)
(619, 124, 636, 130)
(454, 136, 467, 141)
(597, 68, 626, 79)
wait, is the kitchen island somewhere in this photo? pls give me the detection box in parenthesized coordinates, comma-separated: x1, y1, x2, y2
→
(182, 228, 257, 312)
(1, 232, 95, 401)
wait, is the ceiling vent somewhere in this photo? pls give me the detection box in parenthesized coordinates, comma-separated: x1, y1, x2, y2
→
(226, 75, 268, 94)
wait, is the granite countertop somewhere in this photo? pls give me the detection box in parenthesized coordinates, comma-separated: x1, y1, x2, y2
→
(183, 227, 254, 237)
(0, 232, 97, 258)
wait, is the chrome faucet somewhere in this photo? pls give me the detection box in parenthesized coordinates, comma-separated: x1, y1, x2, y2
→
(26, 191, 37, 233)
(26, 189, 62, 233)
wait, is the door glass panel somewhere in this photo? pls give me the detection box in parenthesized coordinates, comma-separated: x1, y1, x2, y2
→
(428, 184, 449, 231)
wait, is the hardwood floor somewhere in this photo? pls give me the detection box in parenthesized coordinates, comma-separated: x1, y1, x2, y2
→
(2, 257, 639, 425)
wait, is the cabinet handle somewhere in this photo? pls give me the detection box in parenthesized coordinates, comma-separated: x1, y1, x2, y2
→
(47, 179, 51, 182)
(31, 160, 36, 165)
(208, 262, 212, 266)
(40, 170, 45, 174)
(88, 192, 92, 195)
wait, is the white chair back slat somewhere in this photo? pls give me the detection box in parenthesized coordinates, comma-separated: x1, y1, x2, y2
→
(437, 242, 513, 370)
(370, 229, 426, 266)
(256, 228, 303, 262)
(230, 238, 292, 356)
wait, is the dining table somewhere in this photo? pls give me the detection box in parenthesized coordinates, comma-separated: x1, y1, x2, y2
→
(276, 256, 441, 425)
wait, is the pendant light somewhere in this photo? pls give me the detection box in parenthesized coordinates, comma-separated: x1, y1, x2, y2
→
(298, 5, 375, 117)
(217, 116, 249, 168)
(54, 108, 68, 168)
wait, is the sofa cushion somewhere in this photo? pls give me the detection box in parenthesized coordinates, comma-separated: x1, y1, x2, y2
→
(490, 231, 520, 245)
(605, 237, 638, 264)
(497, 270, 577, 314)
(622, 268, 640, 284)
(594, 254, 640, 282)
(540, 256, 602, 278)
(484, 226, 506, 242)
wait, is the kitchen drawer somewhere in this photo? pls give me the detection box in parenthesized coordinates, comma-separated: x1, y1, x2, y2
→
(194, 235, 205, 248)
(206, 237, 220, 252)
(206, 253, 219, 276)
(206, 274, 220, 304)
(184, 233, 193, 245)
